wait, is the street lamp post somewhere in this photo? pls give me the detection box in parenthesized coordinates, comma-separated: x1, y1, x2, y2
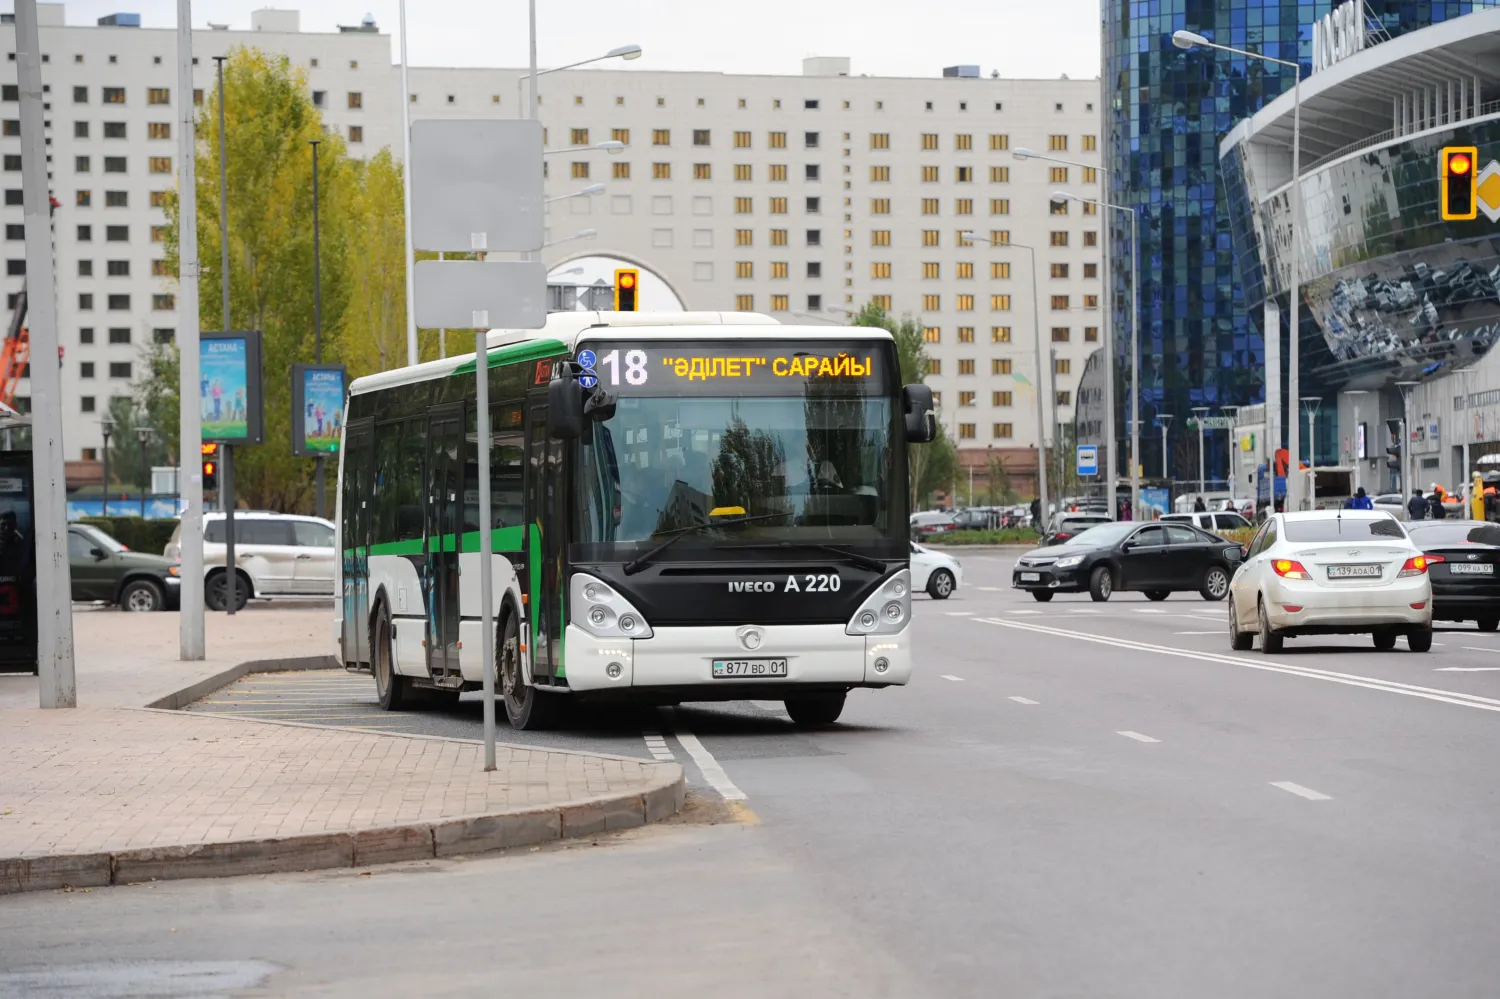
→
(1191, 407, 1211, 499)
(1395, 379, 1419, 498)
(1221, 405, 1241, 508)
(310, 138, 326, 519)
(516, 45, 643, 119)
(1345, 389, 1369, 499)
(1022, 151, 1115, 519)
(1157, 414, 1173, 482)
(99, 415, 115, 515)
(1175, 30, 1303, 512)
(1300, 397, 1321, 508)
(135, 426, 153, 518)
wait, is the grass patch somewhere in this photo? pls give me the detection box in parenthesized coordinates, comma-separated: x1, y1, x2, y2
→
(926, 529, 1042, 546)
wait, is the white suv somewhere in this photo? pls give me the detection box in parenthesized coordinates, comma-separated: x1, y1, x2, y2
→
(164, 512, 337, 611)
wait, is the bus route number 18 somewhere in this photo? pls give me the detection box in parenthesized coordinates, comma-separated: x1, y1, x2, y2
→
(598, 349, 649, 387)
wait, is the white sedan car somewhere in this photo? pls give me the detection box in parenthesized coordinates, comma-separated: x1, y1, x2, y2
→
(910, 542, 963, 599)
(1228, 511, 1434, 653)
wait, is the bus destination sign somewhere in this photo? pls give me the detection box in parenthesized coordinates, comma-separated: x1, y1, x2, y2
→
(573, 341, 887, 395)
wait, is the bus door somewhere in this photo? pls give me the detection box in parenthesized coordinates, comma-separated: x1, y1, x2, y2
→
(425, 404, 464, 680)
(525, 403, 565, 681)
(341, 419, 374, 666)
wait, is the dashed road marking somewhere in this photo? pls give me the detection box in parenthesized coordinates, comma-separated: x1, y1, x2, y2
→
(1270, 781, 1332, 801)
(674, 728, 747, 801)
(943, 611, 974, 617)
(1069, 608, 1102, 614)
(978, 586, 1004, 592)
(1462, 646, 1500, 655)
(1008, 609, 1044, 615)
(1436, 666, 1500, 672)
(940, 674, 965, 682)
(1008, 696, 1038, 705)
(642, 731, 675, 762)
(1117, 730, 1160, 743)
(1134, 609, 1165, 614)
(1173, 631, 1223, 636)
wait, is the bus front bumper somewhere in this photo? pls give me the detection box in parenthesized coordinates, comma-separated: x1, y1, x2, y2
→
(561, 622, 912, 697)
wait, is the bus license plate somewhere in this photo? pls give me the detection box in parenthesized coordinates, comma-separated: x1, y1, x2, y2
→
(1450, 563, 1495, 575)
(1327, 564, 1382, 579)
(712, 658, 788, 679)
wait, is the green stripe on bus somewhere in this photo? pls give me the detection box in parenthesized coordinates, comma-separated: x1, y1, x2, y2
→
(450, 337, 569, 376)
(363, 525, 528, 558)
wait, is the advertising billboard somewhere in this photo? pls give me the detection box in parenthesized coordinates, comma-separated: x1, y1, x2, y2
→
(200, 331, 265, 445)
(291, 364, 347, 457)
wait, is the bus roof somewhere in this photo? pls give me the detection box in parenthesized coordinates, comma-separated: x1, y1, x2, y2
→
(348, 310, 895, 397)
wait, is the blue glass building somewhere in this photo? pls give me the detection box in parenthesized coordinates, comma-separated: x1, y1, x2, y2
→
(1102, 0, 1495, 483)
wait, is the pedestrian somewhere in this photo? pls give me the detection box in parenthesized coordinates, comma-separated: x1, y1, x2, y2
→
(1429, 490, 1448, 519)
(1351, 487, 1373, 511)
(1407, 489, 1428, 521)
(1030, 497, 1041, 530)
(1193, 495, 1207, 512)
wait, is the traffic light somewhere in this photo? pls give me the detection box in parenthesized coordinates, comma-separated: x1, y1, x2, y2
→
(614, 268, 639, 311)
(201, 442, 218, 493)
(1440, 146, 1478, 220)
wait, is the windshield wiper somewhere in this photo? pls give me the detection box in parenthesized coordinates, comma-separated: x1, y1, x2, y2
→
(717, 541, 886, 574)
(622, 512, 792, 575)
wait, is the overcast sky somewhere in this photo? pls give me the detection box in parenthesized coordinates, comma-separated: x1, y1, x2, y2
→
(41, 0, 1103, 80)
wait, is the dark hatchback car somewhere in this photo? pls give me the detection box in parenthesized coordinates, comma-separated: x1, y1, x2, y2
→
(1013, 521, 1243, 603)
(68, 523, 181, 612)
(1406, 520, 1500, 631)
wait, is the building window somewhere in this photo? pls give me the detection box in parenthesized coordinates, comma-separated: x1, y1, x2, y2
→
(347, 92, 362, 109)
(736, 261, 754, 279)
(79, 327, 94, 343)
(959, 391, 976, 407)
(78, 260, 93, 276)
(1054, 357, 1071, 374)
(150, 226, 166, 242)
(871, 198, 890, 215)
(608, 128, 630, 146)
(1084, 326, 1099, 342)
(1081, 201, 1097, 216)
(769, 197, 787, 214)
(770, 294, 788, 311)
(1049, 166, 1068, 184)
(80, 362, 95, 379)
(770, 261, 788, 279)
(81, 396, 95, 413)
(152, 293, 175, 310)
(1084, 263, 1098, 279)
(806, 262, 821, 278)
(313, 91, 326, 108)
(735, 294, 754, 311)
(693, 163, 711, 180)
(991, 294, 1011, 311)
(803, 131, 819, 148)
(805, 164, 820, 181)
(1048, 134, 1067, 151)
(652, 162, 671, 180)
(1051, 263, 1069, 279)
(922, 327, 940, 343)
(647, 128, 670, 147)
(768, 131, 786, 149)
(152, 259, 170, 277)
(989, 134, 1009, 151)
(920, 133, 938, 150)
(871, 230, 890, 246)
(956, 294, 974, 311)
(73, 86, 88, 103)
(611, 161, 631, 180)
(569, 128, 589, 146)
(147, 87, 170, 105)
(104, 157, 127, 173)
(106, 225, 129, 242)
(734, 164, 752, 181)
(869, 133, 889, 149)
(954, 134, 972, 151)
(1083, 231, 1098, 247)
(108, 327, 130, 344)
(75, 155, 91, 173)
(804, 196, 819, 213)
(1084, 294, 1099, 309)
(109, 362, 132, 379)
(1051, 326, 1070, 342)
(1049, 200, 1068, 216)
(104, 121, 126, 139)
(992, 423, 1013, 439)
(1082, 135, 1097, 151)
(193, 89, 203, 106)
(988, 230, 1010, 245)
(103, 87, 125, 104)
(1082, 167, 1097, 184)
(733, 131, 751, 148)
(921, 165, 939, 183)
(734, 197, 753, 214)
(771, 229, 788, 246)
(570, 161, 590, 180)
(925, 359, 941, 375)
(148, 156, 171, 174)
(807, 294, 822, 310)
(921, 199, 939, 215)
(1050, 295, 1069, 310)
(957, 326, 974, 343)
(869, 165, 890, 182)
(769, 164, 787, 181)
(806, 230, 822, 247)
(922, 262, 940, 279)
(992, 391, 1012, 406)
(958, 424, 976, 440)
(956, 262, 973, 280)
(871, 262, 891, 279)
(75, 191, 93, 208)
(107, 293, 130, 310)
(1049, 231, 1069, 247)
(954, 199, 973, 215)
(986, 262, 1010, 280)
(734, 229, 753, 246)
(922, 294, 940, 311)
(106, 259, 129, 276)
(991, 358, 1012, 374)
(148, 122, 170, 140)
(921, 230, 939, 247)
(1056, 391, 1072, 406)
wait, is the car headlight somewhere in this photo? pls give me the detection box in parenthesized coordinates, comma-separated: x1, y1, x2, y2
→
(847, 569, 910, 636)
(570, 573, 653, 639)
(1054, 555, 1084, 569)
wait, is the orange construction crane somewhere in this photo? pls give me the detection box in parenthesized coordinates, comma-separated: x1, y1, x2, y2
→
(0, 195, 62, 408)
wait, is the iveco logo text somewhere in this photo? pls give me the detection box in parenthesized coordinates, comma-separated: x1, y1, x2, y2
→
(728, 574, 842, 593)
(727, 581, 777, 593)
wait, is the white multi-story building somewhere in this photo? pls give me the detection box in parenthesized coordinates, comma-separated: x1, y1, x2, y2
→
(2, 5, 1101, 491)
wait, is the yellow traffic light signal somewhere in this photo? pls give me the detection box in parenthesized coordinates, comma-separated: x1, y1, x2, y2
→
(614, 268, 639, 311)
(1441, 146, 1478, 220)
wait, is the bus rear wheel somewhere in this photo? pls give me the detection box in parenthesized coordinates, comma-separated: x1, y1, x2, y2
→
(500, 611, 561, 731)
(785, 691, 846, 727)
(372, 609, 410, 711)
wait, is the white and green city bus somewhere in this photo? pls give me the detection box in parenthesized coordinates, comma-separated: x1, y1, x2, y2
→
(335, 311, 936, 729)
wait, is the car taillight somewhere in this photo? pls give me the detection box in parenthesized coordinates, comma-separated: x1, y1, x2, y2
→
(1056, 533, 1072, 541)
(1272, 559, 1310, 579)
(1399, 555, 1435, 577)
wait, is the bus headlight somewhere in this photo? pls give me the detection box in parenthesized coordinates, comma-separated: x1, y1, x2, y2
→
(571, 573, 654, 640)
(846, 569, 910, 636)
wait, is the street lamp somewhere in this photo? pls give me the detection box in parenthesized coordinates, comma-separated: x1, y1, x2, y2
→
(960, 231, 1049, 521)
(543, 228, 597, 249)
(1050, 191, 1140, 519)
(542, 140, 625, 157)
(1156, 414, 1173, 483)
(1395, 379, 1419, 498)
(1174, 29, 1305, 513)
(99, 414, 116, 515)
(1300, 397, 1321, 508)
(135, 426, 154, 518)
(517, 45, 643, 118)
(1191, 407, 1211, 499)
(1345, 389, 1369, 500)
(544, 183, 605, 204)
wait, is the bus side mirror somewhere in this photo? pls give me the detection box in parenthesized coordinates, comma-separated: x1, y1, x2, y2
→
(903, 384, 936, 444)
(548, 371, 585, 440)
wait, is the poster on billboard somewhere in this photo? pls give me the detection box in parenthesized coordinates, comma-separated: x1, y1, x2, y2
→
(291, 364, 347, 457)
(0, 450, 36, 673)
(1139, 487, 1171, 521)
(199, 331, 265, 445)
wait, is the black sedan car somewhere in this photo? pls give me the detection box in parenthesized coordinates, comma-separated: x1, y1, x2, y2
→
(1406, 520, 1500, 631)
(1012, 521, 1244, 603)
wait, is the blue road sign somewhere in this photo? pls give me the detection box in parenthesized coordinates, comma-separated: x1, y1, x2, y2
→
(576, 349, 597, 370)
(1076, 445, 1099, 477)
(579, 369, 598, 389)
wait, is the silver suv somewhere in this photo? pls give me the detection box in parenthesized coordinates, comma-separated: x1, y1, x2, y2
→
(165, 512, 336, 611)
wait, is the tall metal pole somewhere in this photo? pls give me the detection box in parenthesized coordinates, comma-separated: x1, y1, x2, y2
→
(138, 431, 148, 518)
(99, 421, 112, 514)
(1301, 400, 1318, 509)
(1099, 168, 1116, 521)
(1129, 210, 1140, 520)
(1027, 244, 1048, 521)
(1396, 380, 1418, 500)
(1287, 73, 1304, 511)
(215, 56, 237, 616)
(437, 252, 445, 360)
(1222, 405, 1240, 509)
(1192, 407, 1209, 498)
(529, 0, 539, 124)
(17, 0, 75, 706)
(476, 324, 496, 771)
(311, 139, 325, 520)
(399, 0, 417, 367)
(176, 0, 205, 660)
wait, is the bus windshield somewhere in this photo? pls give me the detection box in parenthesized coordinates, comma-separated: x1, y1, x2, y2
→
(575, 392, 898, 554)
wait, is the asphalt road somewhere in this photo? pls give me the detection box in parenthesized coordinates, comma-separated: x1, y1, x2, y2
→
(6, 548, 1500, 998)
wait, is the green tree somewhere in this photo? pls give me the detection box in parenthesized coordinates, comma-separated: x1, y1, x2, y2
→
(102, 395, 173, 496)
(849, 300, 955, 508)
(985, 451, 1018, 506)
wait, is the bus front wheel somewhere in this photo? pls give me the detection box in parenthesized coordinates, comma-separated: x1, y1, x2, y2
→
(785, 691, 846, 727)
(500, 611, 561, 731)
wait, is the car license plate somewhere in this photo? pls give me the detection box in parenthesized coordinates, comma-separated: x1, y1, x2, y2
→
(1450, 563, 1495, 575)
(712, 658, 788, 679)
(1327, 564, 1382, 579)
(1020, 572, 1041, 582)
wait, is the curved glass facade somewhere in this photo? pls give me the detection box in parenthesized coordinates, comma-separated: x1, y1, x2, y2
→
(1102, 0, 1493, 482)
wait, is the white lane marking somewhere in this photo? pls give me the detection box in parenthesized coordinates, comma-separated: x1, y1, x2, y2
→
(1436, 667, 1500, 672)
(750, 700, 784, 712)
(1134, 608, 1165, 614)
(1009, 610, 1044, 616)
(1271, 781, 1332, 801)
(1117, 730, 1160, 743)
(1008, 696, 1039, 705)
(1173, 631, 1223, 635)
(944, 611, 974, 617)
(1069, 608, 1102, 614)
(974, 617, 1500, 714)
(1462, 646, 1500, 654)
(674, 728, 747, 801)
(940, 674, 966, 682)
(978, 586, 1004, 591)
(641, 731, 676, 762)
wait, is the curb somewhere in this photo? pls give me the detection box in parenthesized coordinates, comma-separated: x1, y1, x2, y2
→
(143, 655, 340, 710)
(0, 769, 685, 895)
